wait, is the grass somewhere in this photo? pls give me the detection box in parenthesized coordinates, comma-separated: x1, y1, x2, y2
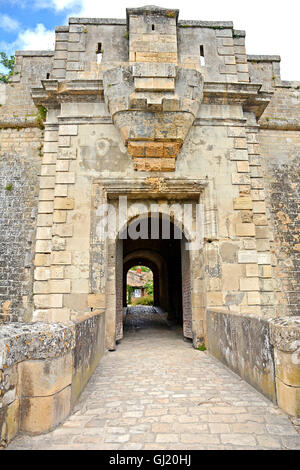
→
(132, 295, 154, 306)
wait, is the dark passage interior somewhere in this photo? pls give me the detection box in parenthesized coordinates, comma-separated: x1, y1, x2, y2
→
(116, 214, 192, 338)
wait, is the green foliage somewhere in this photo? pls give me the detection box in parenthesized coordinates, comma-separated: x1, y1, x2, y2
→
(144, 279, 153, 296)
(0, 52, 15, 83)
(133, 295, 154, 306)
(130, 266, 150, 272)
(126, 285, 134, 304)
(5, 183, 13, 191)
(123, 31, 129, 40)
(165, 11, 176, 18)
(36, 105, 47, 130)
(197, 343, 207, 351)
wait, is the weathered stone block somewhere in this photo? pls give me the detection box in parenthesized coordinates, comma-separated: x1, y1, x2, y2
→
(51, 251, 72, 265)
(34, 294, 63, 309)
(56, 172, 75, 184)
(19, 353, 73, 397)
(20, 386, 71, 434)
(87, 294, 105, 309)
(53, 211, 67, 223)
(233, 197, 253, 210)
(246, 264, 259, 277)
(247, 291, 260, 305)
(50, 266, 64, 279)
(274, 349, 300, 387)
(240, 277, 260, 291)
(236, 223, 255, 237)
(59, 125, 78, 136)
(237, 161, 249, 173)
(52, 224, 73, 237)
(49, 279, 71, 294)
(232, 173, 251, 185)
(54, 197, 74, 210)
(207, 292, 223, 306)
(276, 378, 300, 417)
(238, 250, 257, 264)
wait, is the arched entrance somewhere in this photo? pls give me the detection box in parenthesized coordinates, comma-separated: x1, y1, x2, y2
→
(114, 213, 192, 344)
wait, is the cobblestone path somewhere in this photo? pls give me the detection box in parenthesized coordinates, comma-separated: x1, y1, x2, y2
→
(8, 307, 300, 450)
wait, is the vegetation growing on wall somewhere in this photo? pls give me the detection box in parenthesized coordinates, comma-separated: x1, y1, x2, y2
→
(35, 106, 47, 130)
(0, 53, 15, 83)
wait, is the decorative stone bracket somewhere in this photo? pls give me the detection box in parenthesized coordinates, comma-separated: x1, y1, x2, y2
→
(103, 63, 203, 171)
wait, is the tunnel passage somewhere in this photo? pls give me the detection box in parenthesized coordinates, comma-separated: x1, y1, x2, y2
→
(115, 213, 192, 341)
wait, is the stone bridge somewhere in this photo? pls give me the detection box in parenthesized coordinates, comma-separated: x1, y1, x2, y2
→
(2, 307, 300, 450)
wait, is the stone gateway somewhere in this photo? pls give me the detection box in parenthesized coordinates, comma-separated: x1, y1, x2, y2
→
(0, 5, 299, 448)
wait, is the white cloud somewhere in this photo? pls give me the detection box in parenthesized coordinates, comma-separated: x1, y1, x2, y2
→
(0, 14, 20, 32)
(0, 23, 54, 62)
(17, 23, 55, 50)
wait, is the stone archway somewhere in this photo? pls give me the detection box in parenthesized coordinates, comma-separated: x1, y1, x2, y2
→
(123, 251, 163, 309)
(94, 177, 210, 352)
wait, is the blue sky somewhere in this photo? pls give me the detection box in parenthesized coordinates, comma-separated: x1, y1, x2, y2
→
(0, 0, 299, 80)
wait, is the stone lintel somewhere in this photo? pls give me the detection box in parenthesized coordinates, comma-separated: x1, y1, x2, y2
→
(96, 177, 206, 200)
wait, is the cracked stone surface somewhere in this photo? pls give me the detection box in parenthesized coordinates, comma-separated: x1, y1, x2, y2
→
(7, 307, 300, 450)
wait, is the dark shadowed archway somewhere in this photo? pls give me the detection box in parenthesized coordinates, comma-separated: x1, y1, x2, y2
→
(115, 213, 192, 342)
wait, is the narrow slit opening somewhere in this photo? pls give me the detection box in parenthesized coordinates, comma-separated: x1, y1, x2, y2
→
(96, 43, 103, 64)
(200, 45, 205, 66)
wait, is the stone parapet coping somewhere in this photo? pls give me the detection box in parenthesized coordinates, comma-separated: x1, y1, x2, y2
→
(69, 17, 126, 25)
(15, 51, 54, 57)
(66, 17, 234, 28)
(0, 311, 105, 370)
(247, 55, 281, 62)
(55, 26, 69, 32)
(0, 321, 75, 369)
(178, 20, 233, 28)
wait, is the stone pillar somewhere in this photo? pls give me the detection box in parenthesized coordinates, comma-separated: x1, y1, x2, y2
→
(270, 317, 300, 417)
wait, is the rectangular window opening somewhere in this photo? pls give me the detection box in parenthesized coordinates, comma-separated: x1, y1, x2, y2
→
(96, 42, 103, 64)
(200, 45, 205, 66)
(152, 24, 155, 31)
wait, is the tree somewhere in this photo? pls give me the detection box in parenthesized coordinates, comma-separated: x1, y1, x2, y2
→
(144, 279, 153, 296)
(0, 52, 15, 83)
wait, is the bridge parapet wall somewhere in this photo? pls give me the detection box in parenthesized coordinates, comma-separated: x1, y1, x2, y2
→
(0, 310, 105, 447)
(207, 309, 300, 418)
